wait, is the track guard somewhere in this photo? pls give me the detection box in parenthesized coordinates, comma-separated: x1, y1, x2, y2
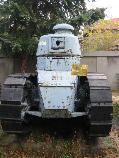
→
(87, 73, 113, 137)
(0, 74, 34, 134)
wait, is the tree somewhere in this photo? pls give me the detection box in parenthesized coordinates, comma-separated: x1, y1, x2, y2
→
(82, 19, 119, 52)
(0, 0, 106, 56)
(0, 0, 88, 56)
(70, 7, 106, 34)
(86, 8, 105, 25)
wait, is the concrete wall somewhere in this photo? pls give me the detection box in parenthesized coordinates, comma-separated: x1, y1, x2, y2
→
(0, 55, 14, 85)
(0, 51, 119, 90)
(0, 55, 36, 87)
(81, 51, 119, 89)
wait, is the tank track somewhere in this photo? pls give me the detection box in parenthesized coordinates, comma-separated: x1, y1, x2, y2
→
(0, 74, 32, 134)
(87, 73, 113, 137)
(0, 73, 113, 136)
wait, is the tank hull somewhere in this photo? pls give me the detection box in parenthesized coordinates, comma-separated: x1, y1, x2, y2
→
(0, 73, 113, 137)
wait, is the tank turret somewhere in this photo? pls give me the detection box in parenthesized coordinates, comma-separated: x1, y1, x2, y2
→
(37, 23, 81, 56)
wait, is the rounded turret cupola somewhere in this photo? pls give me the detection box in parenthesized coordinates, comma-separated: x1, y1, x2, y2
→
(53, 23, 74, 34)
(37, 23, 81, 56)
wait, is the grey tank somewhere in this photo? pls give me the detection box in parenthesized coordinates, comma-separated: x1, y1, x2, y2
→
(0, 23, 113, 137)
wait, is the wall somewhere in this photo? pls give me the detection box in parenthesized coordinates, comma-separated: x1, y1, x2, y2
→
(81, 51, 119, 89)
(0, 52, 119, 90)
(0, 55, 14, 85)
(0, 55, 36, 87)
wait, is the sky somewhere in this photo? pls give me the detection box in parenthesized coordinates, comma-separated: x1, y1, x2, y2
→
(86, 0, 119, 19)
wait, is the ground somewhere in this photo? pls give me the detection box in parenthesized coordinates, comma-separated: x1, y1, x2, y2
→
(0, 91, 119, 158)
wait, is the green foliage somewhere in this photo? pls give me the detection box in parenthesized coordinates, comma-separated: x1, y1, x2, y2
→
(113, 103, 119, 117)
(0, 151, 6, 158)
(63, 155, 73, 158)
(70, 7, 105, 34)
(0, 0, 105, 56)
(63, 140, 72, 158)
(86, 8, 105, 25)
(82, 19, 119, 52)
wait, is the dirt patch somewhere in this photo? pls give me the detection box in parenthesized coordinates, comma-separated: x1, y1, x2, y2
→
(112, 91, 119, 104)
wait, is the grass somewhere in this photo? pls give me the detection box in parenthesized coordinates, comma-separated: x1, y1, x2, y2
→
(112, 90, 119, 117)
(113, 103, 119, 117)
(0, 151, 6, 158)
(63, 140, 72, 158)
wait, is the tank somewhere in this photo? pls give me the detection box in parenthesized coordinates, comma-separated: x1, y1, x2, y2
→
(0, 24, 113, 137)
